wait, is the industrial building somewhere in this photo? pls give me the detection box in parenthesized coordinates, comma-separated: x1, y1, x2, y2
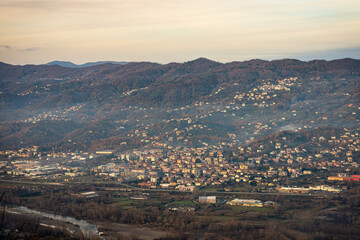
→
(226, 198, 263, 207)
(198, 196, 216, 203)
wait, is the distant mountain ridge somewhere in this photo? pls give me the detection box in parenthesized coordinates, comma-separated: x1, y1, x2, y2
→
(46, 60, 128, 68)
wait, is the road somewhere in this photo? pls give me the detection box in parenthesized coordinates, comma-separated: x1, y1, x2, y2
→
(0, 179, 63, 186)
(0, 179, 332, 198)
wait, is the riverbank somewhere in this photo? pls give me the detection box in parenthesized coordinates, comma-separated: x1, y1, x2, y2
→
(6, 206, 177, 240)
(6, 206, 101, 239)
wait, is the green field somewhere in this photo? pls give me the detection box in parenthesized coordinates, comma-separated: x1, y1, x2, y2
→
(113, 197, 133, 207)
(168, 200, 197, 207)
(201, 187, 221, 192)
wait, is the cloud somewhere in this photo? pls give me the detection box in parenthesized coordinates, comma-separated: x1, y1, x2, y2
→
(0, 0, 62, 10)
(22, 47, 40, 52)
(0, 45, 40, 52)
(0, 0, 147, 11)
(0, 45, 12, 49)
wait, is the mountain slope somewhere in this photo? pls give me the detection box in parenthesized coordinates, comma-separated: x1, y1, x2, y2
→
(0, 58, 359, 150)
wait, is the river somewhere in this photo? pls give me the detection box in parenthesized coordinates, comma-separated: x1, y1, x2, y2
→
(7, 206, 103, 239)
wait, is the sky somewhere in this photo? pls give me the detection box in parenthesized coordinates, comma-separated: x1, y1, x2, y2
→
(0, 0, 360, 65)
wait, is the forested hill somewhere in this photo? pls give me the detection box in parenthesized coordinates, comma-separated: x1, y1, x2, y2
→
(0, 58, 359, 150)
(1, 58, 359, 109)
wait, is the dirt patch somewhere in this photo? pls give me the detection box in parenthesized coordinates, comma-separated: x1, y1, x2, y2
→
(97, 222, 176, 240)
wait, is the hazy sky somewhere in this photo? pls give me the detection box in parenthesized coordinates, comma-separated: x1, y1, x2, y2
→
(1, 0, 360, 65)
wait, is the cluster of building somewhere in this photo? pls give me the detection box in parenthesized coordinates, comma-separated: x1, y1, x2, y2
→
(198, 196, 276, 208)
(1, 124, 358, 192)
(226, 198, 265, 207)
(0, 147, 95, 178)
(236, 127, 359, 178)
(89, 127, 359, 192)
(278, 185, 342, 193)
(115, 76, 357, 155)
(233, 77, 299, 107)
(328, 174, 360, 182)
(22, 104, 84, 123)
